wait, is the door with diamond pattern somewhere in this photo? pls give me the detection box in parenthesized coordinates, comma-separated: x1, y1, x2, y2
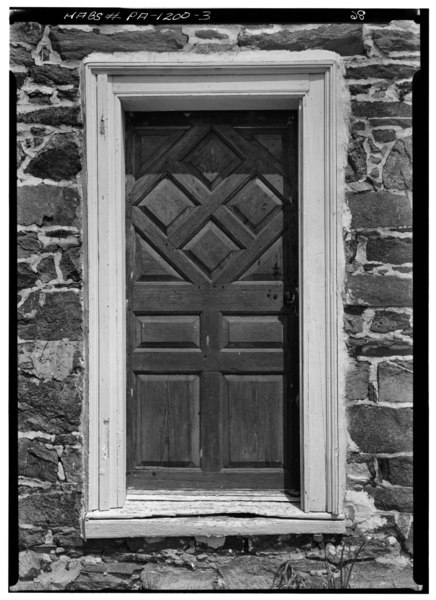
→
(126, 111, 299, 491)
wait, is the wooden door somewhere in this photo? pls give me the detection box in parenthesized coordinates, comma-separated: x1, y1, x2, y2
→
(126, 111, 299, 491)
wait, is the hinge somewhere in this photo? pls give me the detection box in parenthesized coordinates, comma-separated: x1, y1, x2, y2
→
(100, 114, 105, 135)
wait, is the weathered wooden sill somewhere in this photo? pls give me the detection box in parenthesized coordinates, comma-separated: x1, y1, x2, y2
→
(85, 491, 346, 538)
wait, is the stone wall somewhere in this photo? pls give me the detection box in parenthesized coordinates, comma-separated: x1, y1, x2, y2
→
(12, 19, 417, 590)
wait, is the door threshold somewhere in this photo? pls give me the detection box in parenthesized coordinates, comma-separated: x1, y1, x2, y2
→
(126, 489, 300, 502)
(85, 492, 346, 538)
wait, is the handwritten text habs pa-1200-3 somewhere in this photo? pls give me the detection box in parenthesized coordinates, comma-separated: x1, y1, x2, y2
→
(63, 10, 211, 23)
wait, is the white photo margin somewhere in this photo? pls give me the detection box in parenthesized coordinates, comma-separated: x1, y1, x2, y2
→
(82, 51, 347, 538)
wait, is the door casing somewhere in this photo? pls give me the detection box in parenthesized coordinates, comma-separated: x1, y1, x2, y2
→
(83, 51, 347, 533)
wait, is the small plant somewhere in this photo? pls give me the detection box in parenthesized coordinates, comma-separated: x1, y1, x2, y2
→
(323, 538, 366, 589)
(272, 561, 306, 589)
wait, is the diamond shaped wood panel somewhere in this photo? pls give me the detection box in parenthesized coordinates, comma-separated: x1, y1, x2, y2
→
(182, 131, 241, 190)
(183, 221, 241, 280)
(139, 177, 195, 233)
(227, 176, 282, 234)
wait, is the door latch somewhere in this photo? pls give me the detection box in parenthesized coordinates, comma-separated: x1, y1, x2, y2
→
(284, 291, 298, 315)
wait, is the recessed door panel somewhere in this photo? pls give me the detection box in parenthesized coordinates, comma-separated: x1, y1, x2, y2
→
(136, 375, 200, 467)
(224, 375, 284, 467)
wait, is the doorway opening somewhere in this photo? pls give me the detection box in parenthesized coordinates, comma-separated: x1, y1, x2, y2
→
(125, 110, 299, 494)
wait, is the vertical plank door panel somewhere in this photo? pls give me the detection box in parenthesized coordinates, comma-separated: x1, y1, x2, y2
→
(137, 375, 200, 467)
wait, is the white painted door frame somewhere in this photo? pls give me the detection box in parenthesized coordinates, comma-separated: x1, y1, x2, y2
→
(83, 51, 347, 536)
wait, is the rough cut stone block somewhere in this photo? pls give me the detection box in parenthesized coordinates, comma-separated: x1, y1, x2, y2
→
(352, 120, 366, 131)
(346, 274, 412, 307)
(68, 572, 132, 591)
(18, 550, 42, 580)
(53, 528, 84, 548)
(26, 133, 81, 181)
(369, 118, 412, 129)
(17, 185, 80, 227)
(370, 310, 411, 333)
(372, 28, 420, 54)
(18, 375, 82, 434)
(366, 485, 413, 512)
(30, 65, 79, 86)
(60, 247, 82, 282)
(37, 256, 58, 284)
(18, 438, 58, 482)
(27, 90, 52, 105)
(344, 311, 364, 334)
(346, 63, 418, 80)
(14, 72, 28, 89)
(346, 361, 370, 400)
(50, 27, 187, 60)
(346, 135, 367, 182)
(238, 24, 364, 56)
(35, 558, 82, 590)
(62, 447, 82, 483)
(17, 263, 37, 290)
(378, 456, 413, 486)
(348, 404, 412, 453)
(366, 237, 412, 264)
(349, 83, 372, 96)
(195, 29, 229, 40)
(141, 564, 220, 590)
(17, 231, 40, 258)
(347, 337, 412, 357)
(10, 45, 34, 67)
(372, 129, 397, 143)
(10, 22, 44, 46)
(18, 106, 81, 127)
(18, 290, 82, 341)
(378, 361, 413, 403)
(352, 101, 412, 118)
(19, 490, 81, 528)
(57, 88, 79, 102)
(18, 526, 46, 549)
(349, 560, 417, 589)
(85, 562, 142, 576)
(347, 191, 412, 229)
(383, 137, 412, 190)
(18, 339, 82, 382)
(218, 555, 286, 590)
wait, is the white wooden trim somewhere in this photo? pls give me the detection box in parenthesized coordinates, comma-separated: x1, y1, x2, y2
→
(83, 63, 99, 512)
(84, 51, 345, 533)
(86, 516, 346, 538)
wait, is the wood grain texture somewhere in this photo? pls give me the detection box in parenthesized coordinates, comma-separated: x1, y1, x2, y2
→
(126, 489, 299, 500)
(85, 516, 346, 538)
(222, 315, 284, 348)
(89, 498, 316, 519)
(136, 375, 200, 467)
(128, 467, 287, 490)
(126, 111, 298, 490)
(135, 315, 200, 348)
(132, 283, 285, 312)
(225, 375, 284, 466)
(131, 349, 285, 372)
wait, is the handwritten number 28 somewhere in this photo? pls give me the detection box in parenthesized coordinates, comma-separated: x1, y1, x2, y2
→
(351, 10, 366, 20)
